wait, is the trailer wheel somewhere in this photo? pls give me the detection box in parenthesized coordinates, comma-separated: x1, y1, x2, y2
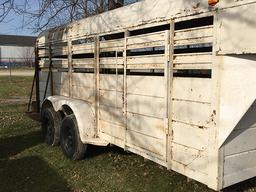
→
(60, 114, 87, 160)
(41, 107, 61, 146)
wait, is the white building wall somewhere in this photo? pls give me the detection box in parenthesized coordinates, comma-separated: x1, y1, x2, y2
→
(0, 45, 34, 62)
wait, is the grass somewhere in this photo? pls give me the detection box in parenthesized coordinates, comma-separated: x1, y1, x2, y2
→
(0, 76, 256, 192)
(0, 76, 33, 100)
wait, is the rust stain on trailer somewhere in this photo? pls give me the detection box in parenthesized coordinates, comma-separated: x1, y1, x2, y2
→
(193, 3, 201, 9)
(172, 120, 207, 130)
(198, 125, 205, 129)
(209, 110, 217, 126)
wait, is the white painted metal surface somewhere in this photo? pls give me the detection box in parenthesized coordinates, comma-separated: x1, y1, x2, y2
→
(36, 0, 256, 190)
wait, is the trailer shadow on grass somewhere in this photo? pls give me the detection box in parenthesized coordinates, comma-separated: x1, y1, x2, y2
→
(224, 178, 256, 192)
(0, 156, 71, 192)
(0, 131, 42, 159)
(0, 131, 71, 192)
(86, 144, 131, 159)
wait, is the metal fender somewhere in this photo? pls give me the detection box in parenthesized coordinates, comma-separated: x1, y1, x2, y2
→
(42, 95, 97, 144)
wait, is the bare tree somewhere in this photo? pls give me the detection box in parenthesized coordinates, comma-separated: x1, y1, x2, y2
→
(0, 0, 139, 32)
(21, 47, 34, 68)
(0, 0, 14, 22)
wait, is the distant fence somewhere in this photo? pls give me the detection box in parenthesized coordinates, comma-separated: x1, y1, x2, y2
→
(0, 60, 35, 69)
(0, 60, 34, 78)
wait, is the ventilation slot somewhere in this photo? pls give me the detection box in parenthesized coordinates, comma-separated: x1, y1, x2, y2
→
(173, 15, 214, 73)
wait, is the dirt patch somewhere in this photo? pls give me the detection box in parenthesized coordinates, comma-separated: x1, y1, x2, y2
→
(0, 70, 34, 77)
(0, 96, 30, 104)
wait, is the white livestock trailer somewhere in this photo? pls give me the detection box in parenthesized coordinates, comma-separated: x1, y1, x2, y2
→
(34, 0, 256, 190)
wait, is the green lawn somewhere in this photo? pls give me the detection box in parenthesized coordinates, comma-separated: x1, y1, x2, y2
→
(0, 76, 254, 192)
(0, 76, 33, 100)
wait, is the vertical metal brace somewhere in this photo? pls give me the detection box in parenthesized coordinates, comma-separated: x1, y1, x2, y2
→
(207, 12, 223, 190)
(27, 65, 36, 112)
(43, 41, 53, 100)
(167, 20, 175, 170)
(115, 50, 118, 110)
(164, 30, 170, 136)
(123, 30, 129, 149)
(35, 44, 41, 113)
(49, 43, 54, 96)
(95, 36, 100, 136)
(67, 38, 73, 98)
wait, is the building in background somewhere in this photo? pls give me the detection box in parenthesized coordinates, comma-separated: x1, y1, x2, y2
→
(0, 35, 36, 68)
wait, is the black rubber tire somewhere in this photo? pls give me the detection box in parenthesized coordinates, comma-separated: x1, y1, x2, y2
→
(60, 114, 87, 160)
(41, 107, 61, 146)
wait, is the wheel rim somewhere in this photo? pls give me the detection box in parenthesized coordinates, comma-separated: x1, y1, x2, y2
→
(43, 115, 54, 144)
(63, 126, 75, 154)
(46, 117, 53, 142)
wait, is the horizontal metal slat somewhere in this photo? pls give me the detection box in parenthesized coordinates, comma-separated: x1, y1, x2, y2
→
(72, 43, 95, 54)
(72, 58, 95, 68)
(172, 100, 211, 128)
(173, 53, 212, 69)
(52, 48, 68, 56)
(100, 57, 123, 65)
(174, 26, 213, 46)
(174, 53, 212, 64)
(174, 36, 213, 46)
(39, 59, 68, 68)
(174, 26, 213, 41)
(127, 31, 166, 50)
(127, 55, 165, 69)
(172, 77, 211, 103)
(38, 49, 49, 57)
(100, 39, 124, 52)
(127, 54, 165, 64)
(174, 63, 211, 70)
